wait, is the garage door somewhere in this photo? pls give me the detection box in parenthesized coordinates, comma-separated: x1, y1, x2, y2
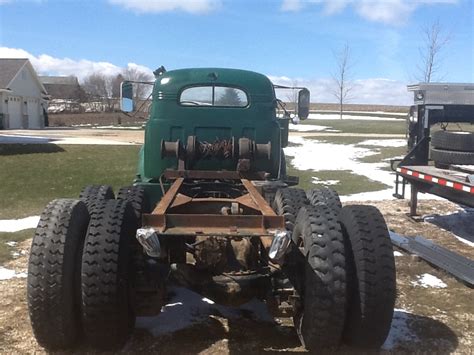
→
(27, 98, 41, 128)
(7, 96, 22, 128)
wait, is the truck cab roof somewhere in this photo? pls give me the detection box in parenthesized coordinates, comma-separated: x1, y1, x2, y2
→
(153, 67, 275, 101)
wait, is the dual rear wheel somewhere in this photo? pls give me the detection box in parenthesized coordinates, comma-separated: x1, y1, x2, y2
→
(275, 187, 396, 351)
(28, 185, 150, 351)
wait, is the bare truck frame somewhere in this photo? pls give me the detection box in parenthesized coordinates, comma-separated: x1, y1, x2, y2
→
(27, 68, 396, 352)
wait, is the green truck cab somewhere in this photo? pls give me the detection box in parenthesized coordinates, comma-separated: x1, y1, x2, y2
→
(123, 67, 309, 204)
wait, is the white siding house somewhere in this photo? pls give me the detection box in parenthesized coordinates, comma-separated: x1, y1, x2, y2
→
(0, 58, 49, 129)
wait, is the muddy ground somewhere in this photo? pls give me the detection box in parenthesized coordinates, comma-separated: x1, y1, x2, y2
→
(0, 199, 472, 354)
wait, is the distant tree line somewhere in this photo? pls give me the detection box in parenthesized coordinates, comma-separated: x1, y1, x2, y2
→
(80, 67, 153, 112)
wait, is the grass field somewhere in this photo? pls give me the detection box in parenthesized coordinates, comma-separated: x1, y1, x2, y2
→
(0, 144, 140, 219)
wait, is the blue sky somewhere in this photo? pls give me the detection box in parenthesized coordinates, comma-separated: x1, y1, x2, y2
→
(0, 0, 473, 104)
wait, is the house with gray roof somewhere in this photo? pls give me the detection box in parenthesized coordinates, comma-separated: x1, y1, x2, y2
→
(39, 75, 85, 100)
(0, 58, 49, 129)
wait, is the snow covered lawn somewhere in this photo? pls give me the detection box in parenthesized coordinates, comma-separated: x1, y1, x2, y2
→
(0, 216, 39, 233)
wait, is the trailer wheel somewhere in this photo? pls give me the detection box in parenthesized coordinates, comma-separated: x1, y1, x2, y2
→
(291, 205, 346, 350)
(306, 187, 342, 214)
(28, 199, 89, 350)
(431, 130, 474, 152)
(79, 185, 115, 210)
(117, 185, 150, 219)
(272, 188, 308, 233)
(340, 205, 396, 348)
(430, 148, 474, 165)
(81, 199, 139, 349)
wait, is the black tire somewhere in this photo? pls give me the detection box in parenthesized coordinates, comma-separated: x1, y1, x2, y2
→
(340, 205, 396, 348)
(307, 187, 342, 214)
(431, 148, 474, 165)
(272, 188, 308, 233)
(81, 199, 139, 349)
(27, 199, 89, 350)
(79, 185, 115, 210)
(117, 185, 150, 219)
(291, 205, 346, 350)
(431, 130, 474, 152)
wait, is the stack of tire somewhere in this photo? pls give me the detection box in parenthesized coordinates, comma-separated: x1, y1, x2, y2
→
(431, 130, 474, 166)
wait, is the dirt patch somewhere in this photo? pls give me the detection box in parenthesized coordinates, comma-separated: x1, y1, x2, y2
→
(0, 199, 472, 354)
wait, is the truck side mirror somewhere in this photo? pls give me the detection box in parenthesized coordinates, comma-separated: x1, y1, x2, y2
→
(120, 81, 134, 112)
(298, 88, 310, 120)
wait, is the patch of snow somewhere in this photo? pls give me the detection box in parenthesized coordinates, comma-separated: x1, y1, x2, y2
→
(411, 273, 447, 288)
(311, 177, 339, 186)
(0, 267, 27, 281)
(289, 124, 330, 132)
(285, 136, 444, 202)
(453, 235, 474, 247)
(136, 287, 273, 337)
(5, 241, 17, 247)
(91, 125, 143, 130)
(308, 113, 401, 121)
(394, 251, 403, 257)
(285, 136, 395, 200)
(383, 309, 420, 350)
(0, 134, 52, 144)
(0, 216, 39, 233)
(358, 139, 407, 147)
(0, 134, 137, 145)
(12, 252, 20, 258)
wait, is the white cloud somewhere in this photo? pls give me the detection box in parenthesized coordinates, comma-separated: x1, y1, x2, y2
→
(0, 47, 154, 82)
(269, 75, 411, 105)
(108, 0, 221, 14)
(281, 0, 458, 24)
(281, 0, 302, 12)
(0, 46, 411, 105)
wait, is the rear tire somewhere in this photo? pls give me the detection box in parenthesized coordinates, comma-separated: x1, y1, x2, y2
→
(291, 205, 346, 350)
(79, 185, 115, 210)
(340, 205, 396, 348)
(117, 185, 150, 219)
(81, 199, 139, 349)
(307, 187, 342, 214)
(27, 199, 89, 350)
(272, 188, 308, 233)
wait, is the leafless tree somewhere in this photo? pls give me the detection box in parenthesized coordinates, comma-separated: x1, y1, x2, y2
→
(111, 73, 125, 98)
(82, 73, 108, 99)
(331, 43, 354, 119)
(82, 73, 115, 112)
(122, 67, 153, 100)
(285, 80, 299, 112)
(417, 19, 451, 83)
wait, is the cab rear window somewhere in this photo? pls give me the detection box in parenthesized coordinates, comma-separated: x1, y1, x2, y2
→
(180, 86, 248, 107)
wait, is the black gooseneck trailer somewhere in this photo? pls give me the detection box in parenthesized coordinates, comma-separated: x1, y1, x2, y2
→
(393, 83, 474, 215)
